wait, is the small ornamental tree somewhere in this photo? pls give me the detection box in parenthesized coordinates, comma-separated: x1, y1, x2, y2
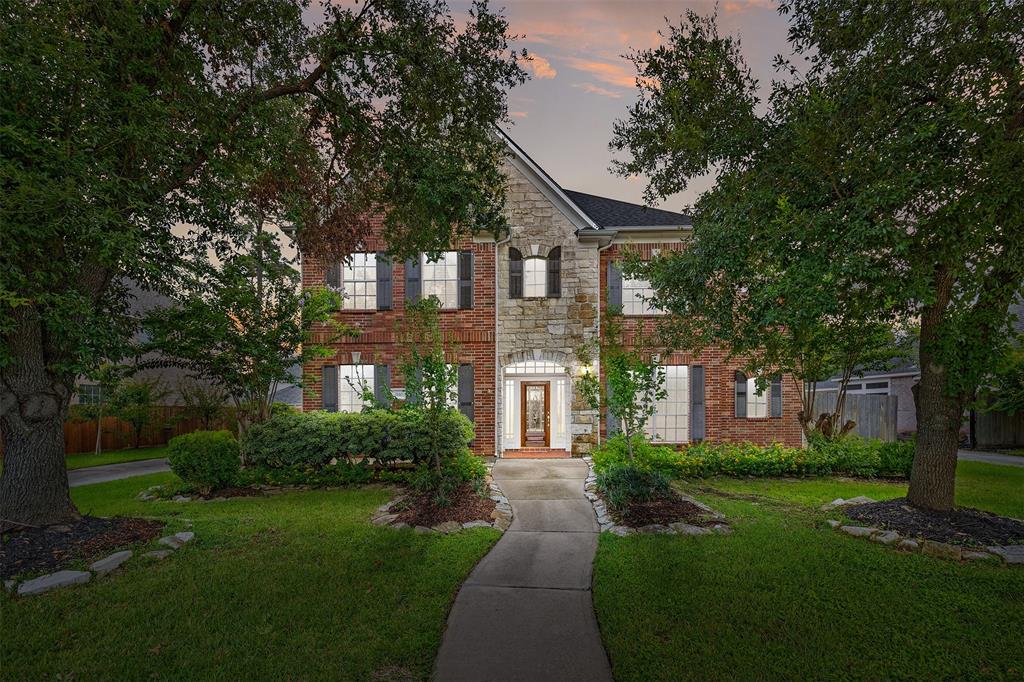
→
(576, 308, 667, 461)
(108, 378, 170, 449)
(178, 379, 229, 431)
(611, 2, 1024, 511)
(69, 364, 128, 455)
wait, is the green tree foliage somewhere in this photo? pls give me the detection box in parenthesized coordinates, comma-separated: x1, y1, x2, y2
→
(576, 308, 667, 461)
(68, 364, 129, 455)
(107, 378, 170, 449)
(143, 225, 344, 439)
(611, 1, 1024, 511)
(1, 0, 525, 527)
(177, 379, 229, 431)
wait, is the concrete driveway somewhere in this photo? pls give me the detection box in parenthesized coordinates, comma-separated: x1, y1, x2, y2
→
(68, 458, 170, 487)
(958, 450, 1024, 468)
(434, 458, 613, 681)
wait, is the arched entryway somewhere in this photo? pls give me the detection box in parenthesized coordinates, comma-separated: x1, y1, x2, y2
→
(498, 350, 574, 455)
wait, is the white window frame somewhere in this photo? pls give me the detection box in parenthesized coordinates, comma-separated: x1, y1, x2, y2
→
(523, 257, 546, 298)
(78, 383, 103, 405)
(648, 365, 690, 443)
(622, 276, 662, 316)
(747, 377, 768, 418)
(337, 364, 375, 413)
(421, 252, 459, 309)
(341, 253, 377, 310)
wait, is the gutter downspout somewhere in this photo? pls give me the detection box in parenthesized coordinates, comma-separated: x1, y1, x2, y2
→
(494, 232, 512, 458)
(595, 239, 615, 448)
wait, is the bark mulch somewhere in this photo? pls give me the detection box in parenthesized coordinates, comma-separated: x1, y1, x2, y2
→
(616, 494, 713, 528)
(392, 484, 496, 527)
(845, 498, 1024, 547)
(1, 516, 165, 579)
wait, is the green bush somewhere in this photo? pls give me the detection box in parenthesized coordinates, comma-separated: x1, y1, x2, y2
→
(408, 448, 486, 507)
(167, 430, 240, 493)
(241, 461, 377, 487)
(596, 464, 671, 510)
(592, 433, 914, 480)
(240, 408, 475, 469)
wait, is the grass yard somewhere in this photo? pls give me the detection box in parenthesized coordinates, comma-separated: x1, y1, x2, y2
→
(64, 446, 171, 470)
(2, 473, 499, 680)
(593, 461, 1024, 681)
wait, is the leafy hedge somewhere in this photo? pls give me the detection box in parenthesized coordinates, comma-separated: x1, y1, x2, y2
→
(167, 430, 240, 492)
(592, 434, 915, 480)
(240, 409, 475, 469)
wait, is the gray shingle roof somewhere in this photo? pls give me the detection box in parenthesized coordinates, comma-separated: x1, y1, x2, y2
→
(563, 189, 692, 228)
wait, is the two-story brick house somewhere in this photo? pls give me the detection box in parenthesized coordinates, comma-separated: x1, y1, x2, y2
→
(302, 131, 803, 457)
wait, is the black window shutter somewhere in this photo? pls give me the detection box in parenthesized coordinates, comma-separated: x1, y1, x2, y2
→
(458, 251, 474, 309)
(770, 374, 783, 418)
(407, 367, 423, 405)
(325, 261, 341, 289)
(509, 248, 523, 299)
(690, 365, 705, 442)
(607, 261, 622, 308)
(376, 253, 392, 310)
(606, 377, 620, 436)
(404, 257, 420, 303)
(374, 365, 391, 406)
(322, 365, 338, 412)
(735, 371, 747, 418)
(547, 246, 561, 298)
(457, 364, 474, 422)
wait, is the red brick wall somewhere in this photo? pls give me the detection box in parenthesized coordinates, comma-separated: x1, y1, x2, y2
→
(302, 230, 497, 455)
(599, 243, 803, 448)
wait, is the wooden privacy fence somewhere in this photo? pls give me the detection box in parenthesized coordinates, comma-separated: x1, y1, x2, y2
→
(976, 409, 1024, 448)
(62, 406, 235, 455)
(812, 393, 898, 442)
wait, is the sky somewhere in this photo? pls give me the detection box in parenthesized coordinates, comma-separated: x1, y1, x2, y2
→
(449, 0, 793, 213)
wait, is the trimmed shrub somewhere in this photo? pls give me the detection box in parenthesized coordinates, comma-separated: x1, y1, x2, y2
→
(167, 430, 240, 493)
(597, 464, 672, 510)
(241, 408, 475, 470)
(592, 433, 914, 480)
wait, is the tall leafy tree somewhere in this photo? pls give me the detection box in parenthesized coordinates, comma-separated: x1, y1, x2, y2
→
(612, 1, 1024, 511)
(0, 0, 526, 527)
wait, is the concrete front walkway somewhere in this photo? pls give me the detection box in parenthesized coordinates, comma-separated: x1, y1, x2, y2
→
(434, 458, 613, 681)
(68, 458, 170, 487)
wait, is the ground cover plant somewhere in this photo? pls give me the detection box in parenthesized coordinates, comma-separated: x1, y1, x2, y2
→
(592, 461, 1024, 681)
(1, 472, 499, 680)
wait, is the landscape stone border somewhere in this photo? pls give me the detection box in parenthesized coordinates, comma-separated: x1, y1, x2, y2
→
(371, 464, 513, 534)
(4, 525, 197, 597)
(822, 497, 1022, 565)
(582, 457, 731, 537)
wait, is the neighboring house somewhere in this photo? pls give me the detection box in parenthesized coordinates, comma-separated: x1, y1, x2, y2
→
(301, 131, 802, 456)
(272, 363, 304, 408)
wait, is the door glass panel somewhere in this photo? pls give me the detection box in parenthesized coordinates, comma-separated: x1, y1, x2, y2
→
(525, 385, 545, 433)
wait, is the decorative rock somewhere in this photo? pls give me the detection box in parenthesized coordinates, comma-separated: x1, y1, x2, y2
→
(433, 521, 463, 534)
(372, 513, 399, 526)
(921, 540, 962, 562)
(172, 495, 191, 503)
(637, 524, 669, 534)
(871, 530, 901, 546)
(45, 525, 72, 534)
(158, 531, 195, 549)
(896, 539, 920, 552)
(825, 519, 841, 529)
(414, 526, 433, 534)
(710, 524, 733, 535)
(89, 550, 133, 576)
(608, 525, 633, 536)
(668, 522, 711, 536)
(462, 520, 492, 529)
(987, 545, 1024, 565)
(143, 550, 172, 560)
(963, 550, 998, 562)
(493, 517, 511, 531)
(821, 495, 875, 511)
(18, 570, 91, 596)
(840, 525, 877, 538)
(391, 522, 410, 530)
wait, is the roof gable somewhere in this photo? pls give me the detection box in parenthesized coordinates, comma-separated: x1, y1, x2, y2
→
(562, 190, 692, 229)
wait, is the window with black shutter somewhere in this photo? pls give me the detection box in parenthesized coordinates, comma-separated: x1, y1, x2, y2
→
(509, 248, 523, 299)
(607, 261, 622, 308)
(734, 371, 747, 418)
(770, 375, 783, 418)
(457, 364, 474, 422)
(404, 257, 421, 303)
(546, 246, 561, 298)
(376, 253, 392, 310)
(322, 365, 338, 412)
(457, 251, 473, 309)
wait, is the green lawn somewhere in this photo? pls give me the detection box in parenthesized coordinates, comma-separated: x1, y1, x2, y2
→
(2, 473, 499, 680)
(64, 446, 170, 470)
(593, 462, 1024, 681)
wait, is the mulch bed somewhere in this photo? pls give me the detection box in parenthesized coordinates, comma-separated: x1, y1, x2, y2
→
(392, 484, 496, 527)
(1, 516, 164, 579)
(845, 498, 1024, 547)
(615, 494, 714, 528)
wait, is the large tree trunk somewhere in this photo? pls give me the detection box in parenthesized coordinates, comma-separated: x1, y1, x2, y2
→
(0, 309, 80, 530)
(906, 360, 965, 511)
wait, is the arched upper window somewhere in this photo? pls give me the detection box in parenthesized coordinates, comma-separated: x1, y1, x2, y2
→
(509, 246, 561, 299)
